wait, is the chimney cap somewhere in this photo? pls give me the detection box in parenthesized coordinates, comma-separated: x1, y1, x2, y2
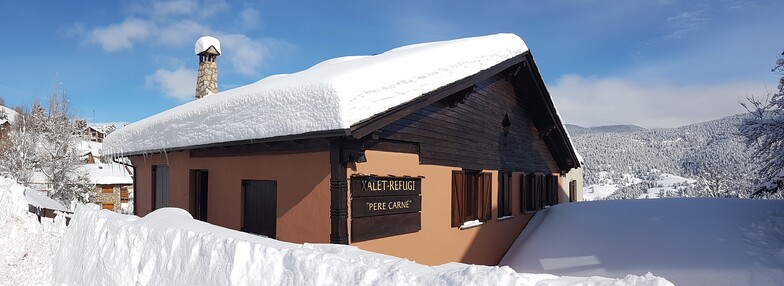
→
(195, 36, 221, 56)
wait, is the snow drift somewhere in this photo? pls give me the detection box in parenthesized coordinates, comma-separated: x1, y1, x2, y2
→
(53, 206, 671, 286)
(501, 198, 784, 285)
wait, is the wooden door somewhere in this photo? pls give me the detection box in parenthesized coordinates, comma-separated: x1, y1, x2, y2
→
(243, 180, 277, 238)
(191, 170, 209, 221)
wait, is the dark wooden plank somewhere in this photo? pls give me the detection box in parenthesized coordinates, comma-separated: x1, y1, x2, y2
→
(351, 196, 422, 218)
(191, 138, 329, 158)
(350, 176, 422, 197)
(364, 140, 419, 154)
(351, 212, 421, 242)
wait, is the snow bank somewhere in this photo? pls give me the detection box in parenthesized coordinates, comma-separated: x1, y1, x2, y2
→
(54, 206, 671, 286)
(0, 177, 67, 285)
(500, 198, 784, 285)
(104, 33, 528, 156)
(0, 178, 29, 223)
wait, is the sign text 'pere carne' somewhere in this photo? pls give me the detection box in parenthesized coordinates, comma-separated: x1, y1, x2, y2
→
(350, 176, 422, 242)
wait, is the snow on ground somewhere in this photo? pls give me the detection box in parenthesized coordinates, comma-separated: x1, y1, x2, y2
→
(637, 173, 697, 199)
(53, 206, 671, 286)
(104, 33, 529, 156)
(500, 198, 784, 285)
(2, 174, 670, 285)
(0, 177, 66, 286)
(583, 184, 619, 201)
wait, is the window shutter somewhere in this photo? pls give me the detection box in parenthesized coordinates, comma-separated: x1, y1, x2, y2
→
(479, 172, 492, 221)
(451, 171, 465, 227)
(535, 174, 544, 210)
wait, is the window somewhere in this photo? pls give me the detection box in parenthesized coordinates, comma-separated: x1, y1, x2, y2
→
(498, 171, 511, 218)
(545, 174, 560, 206)
(521, 173, 533, 212)
(522, 173, 555, 212)
(569, 180, 577, 202)
(451, 170, 492, 227)
(152, 165, 169, 210)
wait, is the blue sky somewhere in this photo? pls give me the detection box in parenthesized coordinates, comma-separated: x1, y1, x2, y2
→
(0, 0, 781, 128)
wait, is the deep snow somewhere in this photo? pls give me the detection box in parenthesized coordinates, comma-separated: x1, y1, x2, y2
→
(103, 33, 529, 156)
(500, 198, 784, 285)
(51, 206, 671, 286)
(2, 175, 672, 285)
(0, 178, 67, 286)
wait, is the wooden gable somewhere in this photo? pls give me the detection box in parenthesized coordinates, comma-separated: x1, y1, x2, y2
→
(353, 53, 579, 172)
(368, 73, 560, 173)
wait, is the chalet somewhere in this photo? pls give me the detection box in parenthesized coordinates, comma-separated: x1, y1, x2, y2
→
(83, 126, 106, 143)
(80, 163, 134, 212)
(103, 33, 582, 266)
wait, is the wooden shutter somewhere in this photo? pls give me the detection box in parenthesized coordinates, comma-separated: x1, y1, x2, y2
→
(479, 172, 492, 221)
(569, 180, 577, 202)
(451, 171, 465, 227)
(535, 174, 544, 210)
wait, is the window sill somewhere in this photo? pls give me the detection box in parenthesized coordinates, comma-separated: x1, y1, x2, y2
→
(459, 219, 483, 230)
(497, 215, 514, 221)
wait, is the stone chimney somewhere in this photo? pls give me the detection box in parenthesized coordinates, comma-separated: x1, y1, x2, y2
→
(194, 36, 221, 100)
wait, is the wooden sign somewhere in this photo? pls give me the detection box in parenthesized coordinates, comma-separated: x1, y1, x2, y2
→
(351, 213, 421, 242)
(351, 196, 421, 218)
(351, 176, 421, 197)
(350, 175, 423, 242)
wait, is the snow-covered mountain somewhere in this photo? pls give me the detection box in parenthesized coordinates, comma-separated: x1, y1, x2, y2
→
(569, 114, 755, 200)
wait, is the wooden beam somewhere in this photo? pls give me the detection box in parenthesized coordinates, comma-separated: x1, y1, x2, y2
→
(329, 139, 349, 244)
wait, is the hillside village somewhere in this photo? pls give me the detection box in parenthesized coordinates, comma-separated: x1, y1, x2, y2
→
(1, 1, 784, 285)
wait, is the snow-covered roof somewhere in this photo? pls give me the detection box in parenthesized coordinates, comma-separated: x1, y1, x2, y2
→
(105, 33, 529, 156)
(195, 36, 221, 55)
(0, 105, 19, 125)
(77, 140, 103, 158)
(25, 189, 67, 211)
(80, 163, 133, 185)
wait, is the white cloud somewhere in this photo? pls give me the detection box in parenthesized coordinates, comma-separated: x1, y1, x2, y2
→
(145, 67, 196, 100)
(149, 0, 198, 17)
(220, 34, 269, 76)
(156, 20, 212, 47)
(664, 10, 707, 39)
(239, 8, 261, 29)
(89, 19, 152, 52)
(549, 74, 768, 128)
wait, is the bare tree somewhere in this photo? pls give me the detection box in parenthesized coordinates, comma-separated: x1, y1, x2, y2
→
(0, 82, 94, 207)
(740, 50, 784, 197)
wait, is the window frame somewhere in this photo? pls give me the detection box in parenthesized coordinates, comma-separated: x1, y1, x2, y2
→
(451, 170, 492, 228)
(498, 171, 512, 218)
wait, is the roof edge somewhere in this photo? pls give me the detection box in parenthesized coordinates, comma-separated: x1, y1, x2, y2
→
(108, 128, 351, 158)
